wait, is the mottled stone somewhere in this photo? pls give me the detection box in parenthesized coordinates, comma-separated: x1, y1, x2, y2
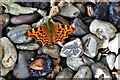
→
(93, 2, 109, 20)
(7, 24, 33, 44)
(0, 37, 17, 68)
(90, 19, 117, 40)
(60, 38, 83, 57)
(109, 2, 120, 28)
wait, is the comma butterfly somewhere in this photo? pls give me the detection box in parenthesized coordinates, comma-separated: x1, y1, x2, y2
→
(25, 22, 76, 46)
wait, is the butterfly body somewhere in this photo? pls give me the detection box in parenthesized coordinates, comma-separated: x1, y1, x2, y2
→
(25, 22, 76, 46)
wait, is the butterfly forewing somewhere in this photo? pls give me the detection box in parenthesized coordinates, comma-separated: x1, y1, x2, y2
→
(25, 25, 52, 45)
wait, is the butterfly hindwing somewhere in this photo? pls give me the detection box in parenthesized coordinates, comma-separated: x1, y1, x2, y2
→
(53, 24, 76, 43)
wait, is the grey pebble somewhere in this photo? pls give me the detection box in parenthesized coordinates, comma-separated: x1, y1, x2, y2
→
(7, 24, 33, 44)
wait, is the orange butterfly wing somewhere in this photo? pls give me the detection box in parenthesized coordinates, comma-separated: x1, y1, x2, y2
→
(25, 25, 52, 45)
(53, 24, 76, 43)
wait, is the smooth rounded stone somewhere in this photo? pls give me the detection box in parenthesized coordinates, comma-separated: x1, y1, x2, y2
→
(106, 53, 116, 70)
(90, 19, 117, 40)
(81, 17, 93, 26)
(67, 56, 85, 71)
(60, 38, 83, 57)
(16, 42, 40, 50)
(11, 12, 42, 25)
(108, 33, 120, 55)
(0, 76, 6, 80)
(42, 44, 60, 58)
(13, 51, 31, 79)
(59, 3, 80, 18)
(0, 14, 10, 27)
(93, 2, 109, 20)
(20, 51, 36, 61)
(115, 54, 120, 70)
(109, 2, 120, 28)
(82, 34, 100, 58)
(56, 68, 73, 80)
(74, 3, 86, 16)
(73, 66, 92, 79)
(71, 18, 89, 36)
(7, 24, 33, 44)
(0, 37, 17, 68)
(91, 63, 112, 79)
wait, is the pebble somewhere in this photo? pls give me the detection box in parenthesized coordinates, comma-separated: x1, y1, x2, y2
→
(91, 63, 112, 79)
(74, 3, 86, 16)
(108, 33, 120, 55)
(109, 2, 120, 28)
(106, 53, 116, 70)
(115, 54, 120, 70)
(82, 55, 94, 66)
(56, 68, 73, 80)
(13, 51, 31, 79)
(0, 37, 17, 68)
(73, 66, 92, 79)
(0, 76, 6, 80)
(71, 18, 89, 36)
(42, 44, 60, 58)
(7, 24, 33, 44)
(82, 34, 100, 58)
(16, 42, 40, 50)
(59, 3, 80, 18)
(93, 2, 109, 20)
(67, 56, 84, 71)
(0, 37, 17, 76)
(11, 12, 42, 25)
(0, 14, 10, 27)
(90, 19, 117, 40)
(60, 38, 83, 57)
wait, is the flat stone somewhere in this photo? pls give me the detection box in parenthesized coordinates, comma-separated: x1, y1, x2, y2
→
(42, 44, 60, 58)
(71, 18, 89, 36)
(59, 3, 80, 18)
(91, 63, 112, 79)
(60, 38, 83, 57)
(7, 24, 33, 44)
(13, 51, 31, 79)
(56, 68, 73, 80)
(73, 66, 92, 79)
(67, 56, 84, 71)
(16, 42, 40, 50)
